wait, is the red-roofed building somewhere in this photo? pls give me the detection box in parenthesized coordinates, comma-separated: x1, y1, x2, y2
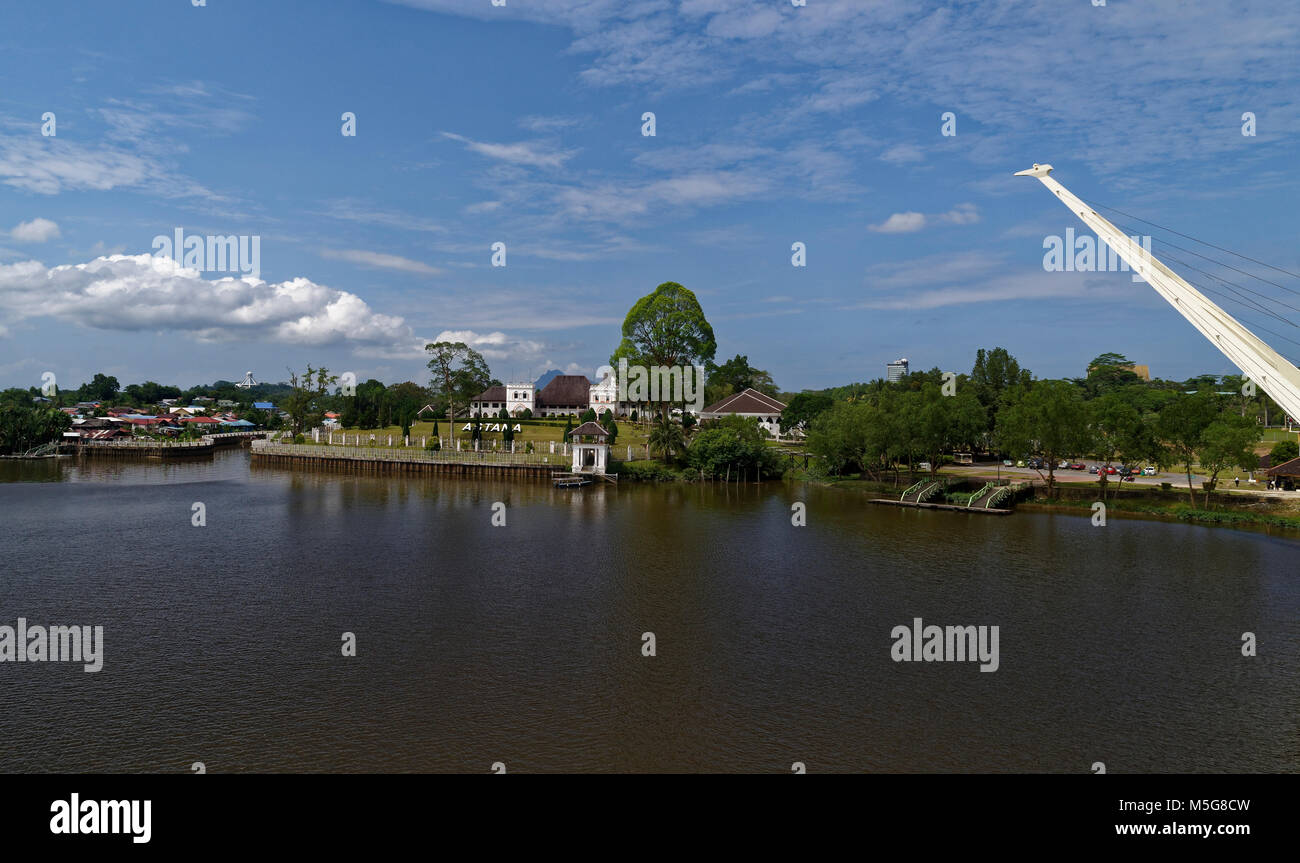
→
(700, 388, 787, 437)
(179, 415, 221, 425)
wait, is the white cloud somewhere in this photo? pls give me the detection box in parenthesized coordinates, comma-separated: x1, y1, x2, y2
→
(320, 248, 442, 275)
(869, 204, 979, 233)
(430, 328, 546, 362)
(441, 132, 575, 169)
(10, 218, 61, 243)
(869, 212, 927, 234)
(938, 203, 980, 225)
(880, 143, 924, 165)
(0, 254, 423, 350)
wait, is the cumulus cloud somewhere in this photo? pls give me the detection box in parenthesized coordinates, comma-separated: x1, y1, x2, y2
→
(869, 204, 979, 233)
(0, 254, 421, 349)
(869, 212, 927, 234)
(10, 218, 61, 243)
(429, 329, 547, 363)
(320, 248, 442, 275)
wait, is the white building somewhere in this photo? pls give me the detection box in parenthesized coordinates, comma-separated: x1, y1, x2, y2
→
(886, 358, 909, 383)
(588, 371, 629, 418)
(506, 382, 535, 417)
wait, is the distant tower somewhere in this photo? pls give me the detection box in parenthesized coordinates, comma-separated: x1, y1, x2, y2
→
(235, 371, 258, 389)
(886, 358, 909, 383)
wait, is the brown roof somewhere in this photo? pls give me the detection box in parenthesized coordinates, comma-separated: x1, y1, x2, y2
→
(537, 375, 590, 408)
(471, 385, 506, 402)
(568, 421, 608, 439)
(701, 387, 786, 416)
(1266, 456, 1300, 477)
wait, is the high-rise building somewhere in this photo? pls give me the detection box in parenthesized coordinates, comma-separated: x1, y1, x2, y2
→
(886, 358, 909, 383)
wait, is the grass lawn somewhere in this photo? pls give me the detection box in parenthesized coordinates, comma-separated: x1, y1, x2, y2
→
(305, 418, 654, 452)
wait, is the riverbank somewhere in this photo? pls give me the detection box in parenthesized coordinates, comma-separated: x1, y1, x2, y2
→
(801, 470, 1300, 531)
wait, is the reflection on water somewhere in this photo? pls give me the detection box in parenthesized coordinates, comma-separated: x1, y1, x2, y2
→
(1, 451, 1297, 773)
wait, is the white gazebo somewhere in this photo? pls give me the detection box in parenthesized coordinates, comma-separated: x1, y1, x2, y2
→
(568, 421, 610, 474)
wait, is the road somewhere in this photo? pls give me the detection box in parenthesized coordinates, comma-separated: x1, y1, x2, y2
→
(943, 463, 1297, 497)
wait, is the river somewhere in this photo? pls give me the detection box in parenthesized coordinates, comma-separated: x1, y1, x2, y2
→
(1, 450, 1296, 772)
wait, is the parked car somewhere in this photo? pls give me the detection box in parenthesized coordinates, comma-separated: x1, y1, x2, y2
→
(1070, 463, 1087, 470)
(1106, 466, 1118, 475)
(917, 461, 932, 472)
(1141, 466, 1157, 476)
(1089, 466, 1101, 474)
(1002, 459, 1014, 467)
(1058, 460, 1070, 469)
(1016, 460, 1026, 468)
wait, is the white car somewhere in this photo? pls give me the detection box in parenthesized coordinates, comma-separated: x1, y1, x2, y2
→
(1141, 466, 1157, 476)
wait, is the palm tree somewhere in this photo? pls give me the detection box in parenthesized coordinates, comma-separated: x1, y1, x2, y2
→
(648, 414, 686, 464)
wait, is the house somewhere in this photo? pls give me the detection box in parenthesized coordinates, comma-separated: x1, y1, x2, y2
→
(1266, 456, 1300, 490)
(252, 402, 275, 411)
(699, 388, 787, 437)
(179, 415, 221, 426)
(471, 375, 593, 418)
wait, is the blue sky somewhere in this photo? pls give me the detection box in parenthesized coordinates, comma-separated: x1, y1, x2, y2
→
(1, 0, 1297, 393)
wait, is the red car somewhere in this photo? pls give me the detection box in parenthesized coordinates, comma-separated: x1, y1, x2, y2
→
(1069, 462, 1086, 470)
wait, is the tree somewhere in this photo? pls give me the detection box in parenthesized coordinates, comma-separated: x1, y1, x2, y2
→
(0, 399, 71, 454)
(1088, 393, 1145, 500)
(1269, 439, 1299, 464)
(606, 418, 619, 446)
(580, 408, 597, 424)
(284, 365, 338, 435)
(996, 380, 1090, 497)
(1156, 391, 1219, 507)
(903, 385, 986, 477)
(610, 281, 717, 419)
(705, 354, 777, 405)
(1198, 414, 1259, 502)
(970, 347, 1031, 419)
(688, 415, 779, 480)
(78, 373, 120, 403)
(780, 392, 834, 434)
(647, 413, 687, 464)
(425, 342, 492, 446)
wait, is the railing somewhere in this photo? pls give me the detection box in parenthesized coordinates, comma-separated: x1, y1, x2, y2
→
(900, 479, 926, 501)
(966, 482, 994, 507)
(251, 440, 566, 467)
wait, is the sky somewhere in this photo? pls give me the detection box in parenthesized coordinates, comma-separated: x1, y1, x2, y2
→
(1, 0, 1297, 394)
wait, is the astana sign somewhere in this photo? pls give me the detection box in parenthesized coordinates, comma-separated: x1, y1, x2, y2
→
(1017, 163, 1300, 422)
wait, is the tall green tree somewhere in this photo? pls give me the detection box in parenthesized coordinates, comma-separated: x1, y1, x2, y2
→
(704, 354, 777, 405)
(1155, 391, 1220, 507)
(996, 380, 1090, 497)
(610, 281, 717, 419)
(284, 365, 338, 435)
(425, 342, 492, 445)
(1198, 414, 1259, 502)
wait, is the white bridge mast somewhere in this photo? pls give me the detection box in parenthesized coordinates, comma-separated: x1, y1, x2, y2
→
(1016, 164, 1300, 421)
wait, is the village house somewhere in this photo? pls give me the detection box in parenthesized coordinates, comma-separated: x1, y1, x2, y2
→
(699, 388, 788, 437)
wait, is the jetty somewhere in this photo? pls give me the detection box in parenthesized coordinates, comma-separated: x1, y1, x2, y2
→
(64, 430, 267, 459)
(873, 479, 1029, 514)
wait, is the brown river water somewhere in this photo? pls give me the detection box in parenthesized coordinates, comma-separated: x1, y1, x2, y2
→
(1, 450, 1296, 773)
